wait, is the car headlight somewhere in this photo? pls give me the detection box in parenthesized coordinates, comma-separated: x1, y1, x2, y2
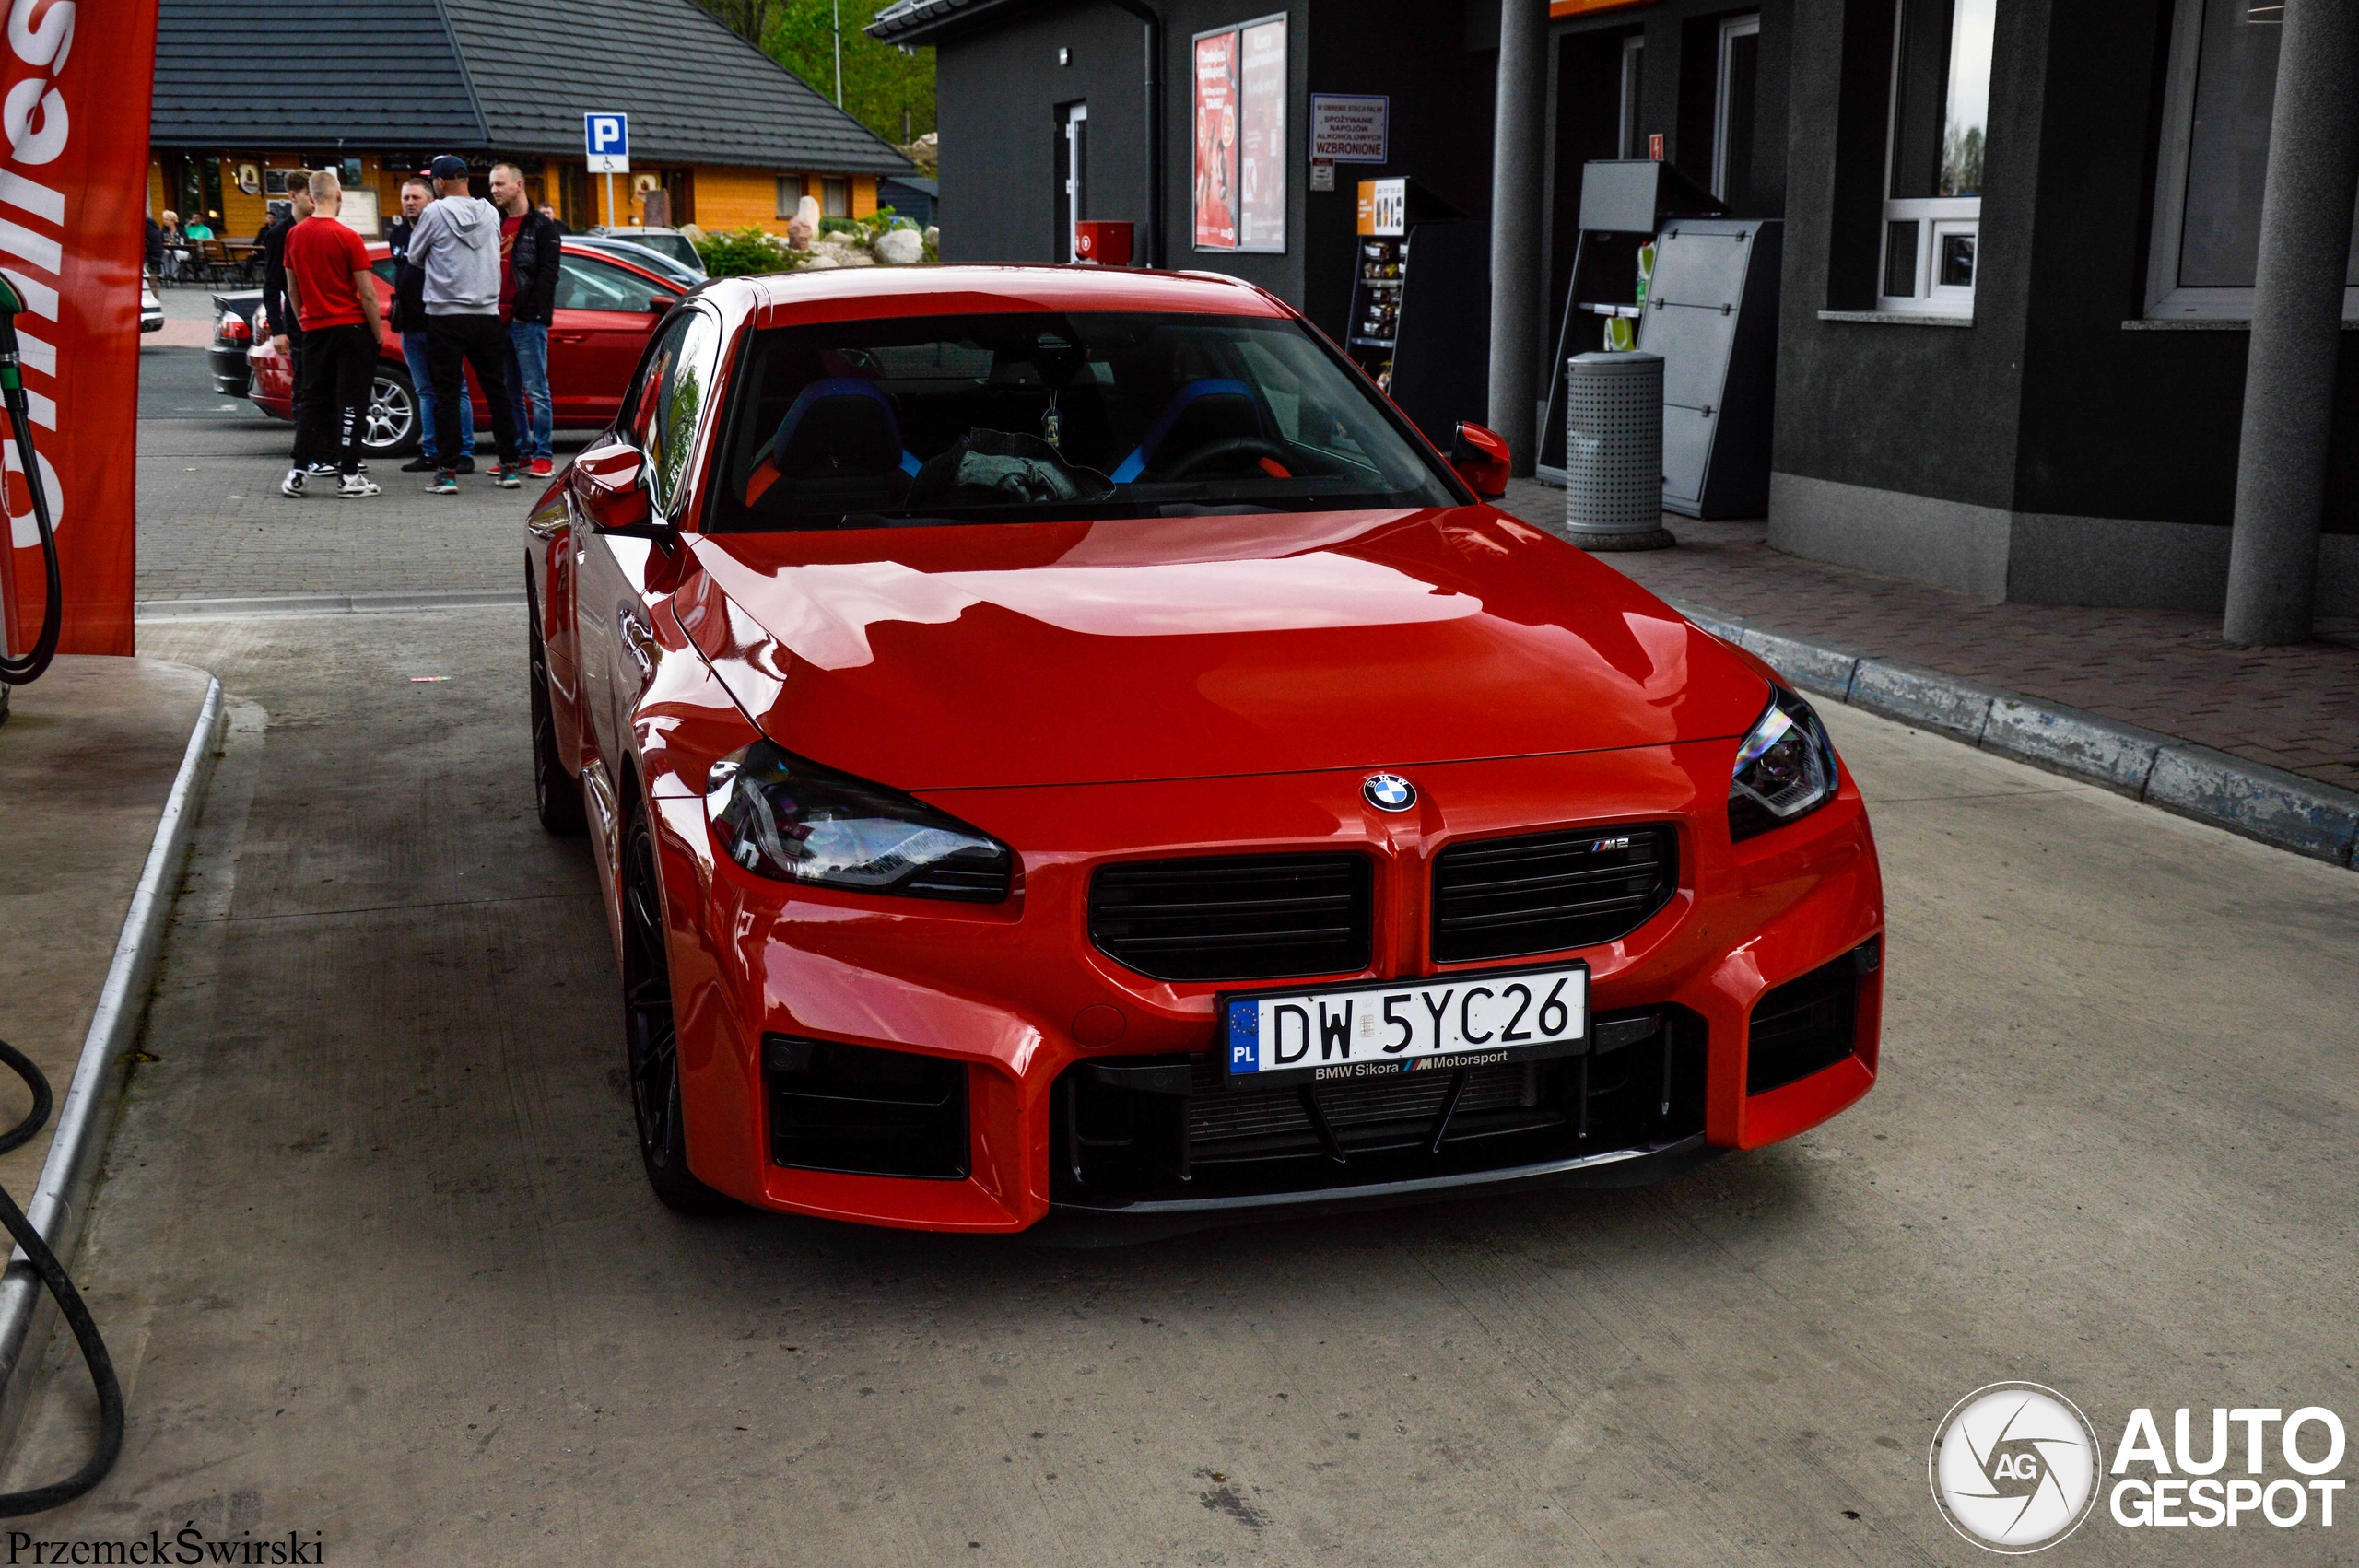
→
(1728, 687, 1840, 842)
(706, 740, 1012, 902)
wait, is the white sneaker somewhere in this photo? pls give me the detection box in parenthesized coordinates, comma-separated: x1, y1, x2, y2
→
(336, 474, 381, 498)
(280, 467, 306, 497)
(305, 462, 339, 478)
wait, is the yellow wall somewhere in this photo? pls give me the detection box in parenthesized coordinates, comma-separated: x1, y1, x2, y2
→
(154, 151, 394, 240)
(156, 152, 884, 239)
(693, 165, 790, 233)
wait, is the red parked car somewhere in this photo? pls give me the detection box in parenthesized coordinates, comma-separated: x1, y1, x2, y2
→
(245, 240, 687, 457)
(526, 265, 1884, 1233)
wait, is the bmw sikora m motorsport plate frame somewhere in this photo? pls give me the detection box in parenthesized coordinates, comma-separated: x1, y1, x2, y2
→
(1218, 962, 1590, 1090)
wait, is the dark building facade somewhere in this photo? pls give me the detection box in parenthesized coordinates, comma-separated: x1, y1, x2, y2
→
(879, 0, 2358, 616)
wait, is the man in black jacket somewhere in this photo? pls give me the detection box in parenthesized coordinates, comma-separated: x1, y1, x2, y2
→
(389, 175, 475, 473)
(491, 163, 565, 478)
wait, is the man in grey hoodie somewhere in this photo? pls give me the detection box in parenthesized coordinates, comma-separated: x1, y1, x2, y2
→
(408, 157, 522, 491)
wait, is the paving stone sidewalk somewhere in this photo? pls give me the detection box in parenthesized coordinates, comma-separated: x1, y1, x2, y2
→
(1502, 478, 2359, 793)
(139, 423, 536, 602)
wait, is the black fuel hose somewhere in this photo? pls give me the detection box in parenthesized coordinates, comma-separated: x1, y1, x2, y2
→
(0, 273, 60, 688)
(0, 1038, 123, 1513)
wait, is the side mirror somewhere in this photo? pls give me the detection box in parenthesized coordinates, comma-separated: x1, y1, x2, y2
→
(648, 289, 683, 315)
(574, 439, 671, 545)
(1449, 422, 1513, 499)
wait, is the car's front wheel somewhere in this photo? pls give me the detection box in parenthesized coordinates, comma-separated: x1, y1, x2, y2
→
(359, 363, 421, 457)
(622, 808, 736, 1215)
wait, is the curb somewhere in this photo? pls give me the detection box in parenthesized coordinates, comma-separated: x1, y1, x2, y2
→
(0, 675, 227, 1452)
(136, 589, 522, 620)
(1669, 599, 2359, 869)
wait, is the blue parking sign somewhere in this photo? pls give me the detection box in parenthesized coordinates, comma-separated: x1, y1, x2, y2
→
(584, 113, 629, 171)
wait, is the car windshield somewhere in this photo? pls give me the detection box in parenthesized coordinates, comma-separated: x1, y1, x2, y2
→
(584, 239, 701, 286)
(705, 310, 1462, 531)
(627, 232, 703, 273)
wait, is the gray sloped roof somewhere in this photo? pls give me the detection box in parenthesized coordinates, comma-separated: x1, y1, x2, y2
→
(440, 0, 911, 173)
(153, 0, 910, 176)
(865, 0, 1040, 45)
(152, 0, 488, 147)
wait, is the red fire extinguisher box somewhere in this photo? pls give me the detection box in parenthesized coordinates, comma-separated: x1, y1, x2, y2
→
(1073, 221, 1133, 266)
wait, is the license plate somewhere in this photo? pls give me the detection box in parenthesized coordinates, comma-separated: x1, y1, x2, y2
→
(1219, 962, 1589, 1089)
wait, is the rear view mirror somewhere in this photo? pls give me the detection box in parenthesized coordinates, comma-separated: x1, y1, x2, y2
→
(1449, 422, 1513, 499)
(648, 290, 683, 315)
(574, 439, 663, 539)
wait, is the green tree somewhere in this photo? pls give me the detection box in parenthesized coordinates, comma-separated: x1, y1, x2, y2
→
(697, 0, 935, 146)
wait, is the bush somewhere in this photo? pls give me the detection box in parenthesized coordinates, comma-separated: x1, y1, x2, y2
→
(693, 227, 787, 278)
(818, 216, 860, 236)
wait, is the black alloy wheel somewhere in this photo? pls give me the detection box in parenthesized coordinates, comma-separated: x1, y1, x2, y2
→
(622, 809, 735, 1214)
(527, 601, 586, 835)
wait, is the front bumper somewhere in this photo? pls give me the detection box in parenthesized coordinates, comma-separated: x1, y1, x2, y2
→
(646, 741, 1883, 1233)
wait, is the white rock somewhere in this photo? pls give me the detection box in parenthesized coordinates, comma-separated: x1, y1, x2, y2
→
(839, 250, 877, 267)
(875, 228, 925, 264)
(922, 226, 940, 249)
(797, 252, 842, 270)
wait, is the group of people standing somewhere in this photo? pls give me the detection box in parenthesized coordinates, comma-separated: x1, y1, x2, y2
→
(265, 156, 565, 498)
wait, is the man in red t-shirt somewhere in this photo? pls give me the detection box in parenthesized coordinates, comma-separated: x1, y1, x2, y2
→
(279, 170, 385, 497)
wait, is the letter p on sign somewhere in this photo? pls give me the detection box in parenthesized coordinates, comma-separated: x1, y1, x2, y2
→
(585, 113, 629, 173)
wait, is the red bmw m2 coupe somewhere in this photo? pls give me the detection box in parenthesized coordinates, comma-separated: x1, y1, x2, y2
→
(523, 265, 1883, 1232)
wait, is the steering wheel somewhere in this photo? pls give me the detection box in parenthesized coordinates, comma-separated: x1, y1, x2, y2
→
(1161, 436, 1291, 480)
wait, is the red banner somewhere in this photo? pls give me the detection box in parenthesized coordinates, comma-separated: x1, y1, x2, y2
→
(0, 0, 151, 658)
(1191, 29, 1238, 252)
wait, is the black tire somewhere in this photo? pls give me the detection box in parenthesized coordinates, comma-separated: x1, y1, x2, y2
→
(527, 604, 587, 836)
(359, 363, 421, 458)
(622, 809, 736, 1215)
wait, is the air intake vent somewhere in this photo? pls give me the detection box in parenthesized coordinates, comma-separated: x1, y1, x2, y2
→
(1744, 951, 1862, 1094)
(1430, 824, 1677, 964)
(765, 1036, 968, 1178)
(1089, 853, 1373, 983)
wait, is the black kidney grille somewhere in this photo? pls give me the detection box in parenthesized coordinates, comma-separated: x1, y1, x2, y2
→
(1430, 824, 1676, 963)
(1089, 853, 1372, 982)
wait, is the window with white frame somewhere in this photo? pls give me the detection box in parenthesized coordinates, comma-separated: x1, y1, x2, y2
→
(2147, 0, 2359, 320)
(1877, 0, 1992, 314)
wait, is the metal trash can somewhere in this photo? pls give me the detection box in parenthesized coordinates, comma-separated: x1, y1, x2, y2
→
(1564, 351, 1675, 552)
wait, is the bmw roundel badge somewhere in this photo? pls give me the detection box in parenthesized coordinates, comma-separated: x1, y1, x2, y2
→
(1363, 773, 1416, 813)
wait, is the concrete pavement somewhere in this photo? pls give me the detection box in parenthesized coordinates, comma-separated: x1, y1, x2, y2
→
(2, 604, 2351, 1564)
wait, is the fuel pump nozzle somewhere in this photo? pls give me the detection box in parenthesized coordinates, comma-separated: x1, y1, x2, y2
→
(0, 271, 61, 688)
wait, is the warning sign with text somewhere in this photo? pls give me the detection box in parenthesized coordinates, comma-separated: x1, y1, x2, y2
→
(1310, 94, 1388, 165)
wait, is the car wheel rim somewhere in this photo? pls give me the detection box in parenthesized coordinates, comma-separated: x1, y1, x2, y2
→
(365, 377, 414, 451)
(622, 819, 681, 1171)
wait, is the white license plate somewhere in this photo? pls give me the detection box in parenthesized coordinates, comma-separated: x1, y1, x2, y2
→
(1219, 962, 1589, 1089)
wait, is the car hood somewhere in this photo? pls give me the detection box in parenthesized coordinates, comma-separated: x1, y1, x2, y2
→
(679, 507, 1768, 791)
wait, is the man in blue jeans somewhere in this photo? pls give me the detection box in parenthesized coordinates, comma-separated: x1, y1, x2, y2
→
(491, 163, 562, 478)
(389, 176, 474, 473)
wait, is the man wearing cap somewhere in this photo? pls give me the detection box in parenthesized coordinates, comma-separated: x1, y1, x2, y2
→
(405, 156, 522, 492)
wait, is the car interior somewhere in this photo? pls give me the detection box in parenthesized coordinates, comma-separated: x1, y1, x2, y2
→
(703, 310, 1461, 531)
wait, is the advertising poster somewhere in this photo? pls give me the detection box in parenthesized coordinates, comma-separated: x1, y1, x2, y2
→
(1191, 29, 1238, 252)
(0, 0, 153, 657)
(1236, 17, 1286, 252)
